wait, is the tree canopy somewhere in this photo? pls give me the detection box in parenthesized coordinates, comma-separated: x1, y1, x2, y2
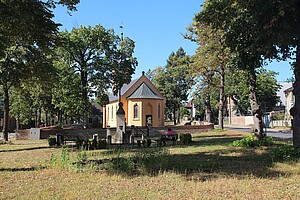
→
(0, 0, 60, 140)
(151, 47, 194, 125)
(57, 24, 137, 127)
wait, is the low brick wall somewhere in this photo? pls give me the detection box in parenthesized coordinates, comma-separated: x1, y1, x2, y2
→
(40, 128, 107, 139)
(15, 129, 31, 140)
(151, 124, 214, 135)
(16, 128, 107, 140)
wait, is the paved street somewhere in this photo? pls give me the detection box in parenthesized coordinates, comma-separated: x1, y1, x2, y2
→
(224, 125, 293, 140)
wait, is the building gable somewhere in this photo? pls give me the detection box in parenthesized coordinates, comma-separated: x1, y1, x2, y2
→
(108, 72, 165, 103)
(127, 82, 163, 99)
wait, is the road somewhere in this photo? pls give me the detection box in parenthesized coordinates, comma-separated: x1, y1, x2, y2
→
(224, 125, 293, 140)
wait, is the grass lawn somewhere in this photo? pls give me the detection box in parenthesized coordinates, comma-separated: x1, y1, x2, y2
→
(0, 130, 299, 199)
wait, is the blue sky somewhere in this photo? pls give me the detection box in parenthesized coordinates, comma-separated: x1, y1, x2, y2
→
(53, 0, 293, 82)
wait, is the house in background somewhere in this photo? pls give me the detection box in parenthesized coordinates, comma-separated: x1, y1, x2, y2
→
(103, 72, 166, 128)
(226, 82, 293, 127)
(88, 102, 103, 128)
(284, 86, 294, 126)
(276, 82, 293, 110)
(184, 99, 196, 120)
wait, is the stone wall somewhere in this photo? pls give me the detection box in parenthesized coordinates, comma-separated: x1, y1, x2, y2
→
(15, 129, 31, 140)
(151, 124, 214, 135)
(16, 128, 107, 140)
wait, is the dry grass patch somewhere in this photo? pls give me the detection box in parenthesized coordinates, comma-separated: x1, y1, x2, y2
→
(0, 129, 299, 199)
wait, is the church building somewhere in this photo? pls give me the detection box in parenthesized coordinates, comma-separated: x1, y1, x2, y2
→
(103, 72, 166, 128)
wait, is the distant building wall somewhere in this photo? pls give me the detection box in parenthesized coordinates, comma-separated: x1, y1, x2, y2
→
(226, 116, 253, 126)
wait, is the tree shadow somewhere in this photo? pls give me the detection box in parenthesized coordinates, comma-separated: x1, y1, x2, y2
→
(105, 135, 291, 180)
(0, 166, 45, 172)
(171, 136, 244, 148)
(0, 146, 50, 153)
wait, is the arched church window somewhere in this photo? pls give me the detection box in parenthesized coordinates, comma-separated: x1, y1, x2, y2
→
(134, 104, 139, 119)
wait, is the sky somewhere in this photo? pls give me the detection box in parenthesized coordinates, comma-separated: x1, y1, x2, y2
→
(53, 0, 294, 82)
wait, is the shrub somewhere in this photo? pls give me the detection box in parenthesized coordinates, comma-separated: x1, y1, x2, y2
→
(76, 138, 84, 149)
(137, 140, 142, 148)
(230, 134, 274, 147)
(270, 145, 300, 161)
(91, 138, 98, 150)
(98, 139, 107, 149)
(83, 139, 91, 150)
(48, 136, 57, 147)
(146, 139, 152, 147)
(185, 134, 192, 143)
(179, 133, 192, 144)
(49, 147, 71, 169)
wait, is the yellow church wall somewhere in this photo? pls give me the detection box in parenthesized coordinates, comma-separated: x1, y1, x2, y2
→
(104, 98, 165, 128)
(146, 99, 164, 127)
(103, 73, 166, 128)
(105, 102, 118, 127)
(127, 100, 143, 126)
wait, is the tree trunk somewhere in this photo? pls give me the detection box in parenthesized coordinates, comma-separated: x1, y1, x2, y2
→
(57, 109, 63, 125)
(292, 3, 300, 146)
(45, 111, 48, 127)
(81, 67, 89, 129)
(16, 118, 20, 130)
(2, 86, 9, 141)
(218, 68, 225, 129)
(248, 68, 264, 139)
(205, 94, 213, 123)
(173, 102, 177, 125)
(35, 110, 41, 128)
(177, 103, 181, 124)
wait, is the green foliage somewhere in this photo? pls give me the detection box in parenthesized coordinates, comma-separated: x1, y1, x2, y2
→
(179, 133, 192, 144)
(0, 139, 13, 145)
(76, 138, 84, 149)
(151, 47, 194, 124)
(75, 138, 107, 150)
(256, 69, 281, 109)
(213, 128, 225, 132)
(108, 151, 136, 174)
(0, 0, 59, 138)
(48, 136, 57, 147)
(271, 112, 285, 121)
(270, 145, 300, 161)
(230, 134, 274, 147)
(98, 139, 107, 149)
(57, 24, 137, 126)
(146, 139, 152, 147)
(74, 148, 88, 171)
(226, 69, 282, 115)
(49, 147, 71, 169)
(135, 148, 171, 174)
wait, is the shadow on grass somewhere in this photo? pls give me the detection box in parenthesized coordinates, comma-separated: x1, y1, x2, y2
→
(171, 136, 244, 148)
(0, 146, 50, 153)
(0, 166, 45, 172)
(101, 136, 289, 180)
(101, 146, 283, 181)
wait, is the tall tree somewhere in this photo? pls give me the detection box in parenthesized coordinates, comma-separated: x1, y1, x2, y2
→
(197, 0, 300, 143)
(0, 0, 59, 140)
(58, 25, 137, 127)
(226, 68, 281, 115)
(187, 23, 233, 128)
(196, 0, 276, 138)
(152, 47, 194, 125)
